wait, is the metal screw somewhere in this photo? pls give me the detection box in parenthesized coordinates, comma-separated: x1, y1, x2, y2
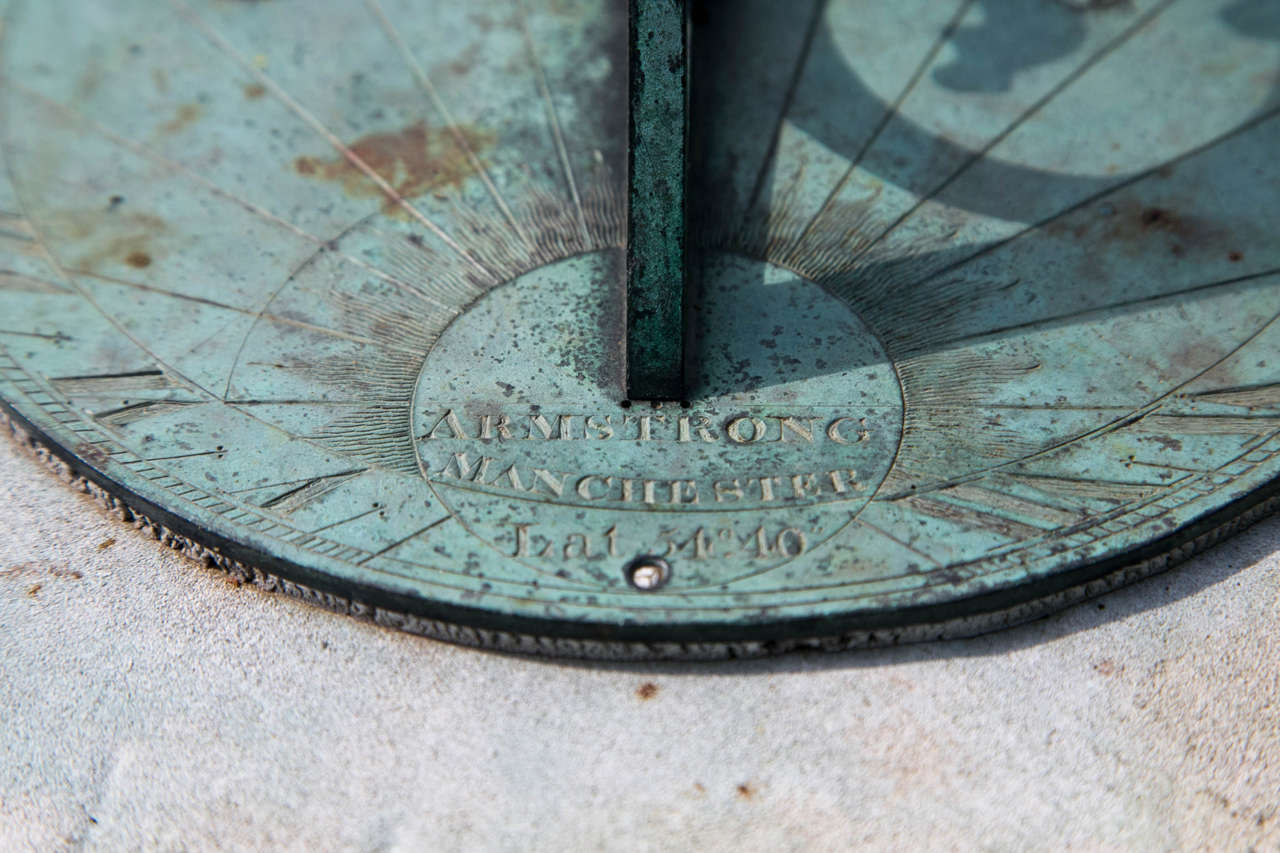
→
(625, 555, 671, 591)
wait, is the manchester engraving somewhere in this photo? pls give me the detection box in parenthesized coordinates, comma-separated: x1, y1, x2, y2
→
(431, 452, 868, 506)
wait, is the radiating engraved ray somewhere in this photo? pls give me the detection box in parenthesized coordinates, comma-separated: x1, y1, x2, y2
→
(1192, 383, 1280, 409)
(356, 515, 452, 565)
(0, 209, 33, 242)
(998, 473, 1162, 506)
(0, 328, 70, 341)
(256, 469, 366, 512)
(0, 270, 68, 293)
(978, 404, 1135, 411)
(883, 302, 1280, 499)
(0, 142, 433, 483)
(854, 516, 943, 568)
(787, 0, 976, 253)
(516, 0, 591, 245)
(165, 0, 497, 280)
(0, 145, 224, 399)
(899, 495, 1045, 541)
(1126, 459, 1208, 475)
(938, 265, 1280, 351)
(307, 403, 419, 475)
(52, 370, 175, 395)
(1138, 413, 1280, 435)
(940, 483, 1082, 527)
(9, 82, 460, 316)
(65, 267, 421, 353)
(901, 104, 1280, 298)
(94, 400, 202, 428)
(364, 0, 533, 250)
(742, 0, 828, 218)
(224, 399, 369, 405)
(223, 472, 343, 497)
(305, 507, 380, 535)
(848, 0, 1178, 266)
(140, 448, 225, 463)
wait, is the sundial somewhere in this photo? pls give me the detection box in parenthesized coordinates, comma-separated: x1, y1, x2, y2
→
(1, 0, 1278, 659)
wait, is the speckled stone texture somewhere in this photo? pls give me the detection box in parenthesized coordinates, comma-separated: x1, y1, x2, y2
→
(1, 430, 1277, 851)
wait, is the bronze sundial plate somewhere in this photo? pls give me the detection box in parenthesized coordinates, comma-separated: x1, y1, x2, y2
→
(1, 0, 1278, 658)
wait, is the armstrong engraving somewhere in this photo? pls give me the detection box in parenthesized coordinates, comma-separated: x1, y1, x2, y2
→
(419, 409, 872, 445)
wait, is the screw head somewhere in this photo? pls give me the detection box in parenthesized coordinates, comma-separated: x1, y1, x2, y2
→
(625, 555, 671, 591)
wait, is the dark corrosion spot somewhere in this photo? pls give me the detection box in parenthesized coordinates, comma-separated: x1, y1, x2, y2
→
(1140, 207, 1172, 227)
(736, 783, 754, 799)
(125, 251, 152, 268)
(96, 538, 116, 551)
(636, 682, 658, 700)
(243, 82, 266, 99)
(1229, 251, 1243, 262)
(74, 442, 110, 466)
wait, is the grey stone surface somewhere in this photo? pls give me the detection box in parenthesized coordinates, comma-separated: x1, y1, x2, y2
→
(0, 431, 1277, 852)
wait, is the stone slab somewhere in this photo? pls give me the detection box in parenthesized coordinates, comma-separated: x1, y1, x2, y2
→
(1, 430, 1277, 851)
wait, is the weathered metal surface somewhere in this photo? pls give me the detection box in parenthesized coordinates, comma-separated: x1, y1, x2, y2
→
(626, 0, 688, 401)
(0, 0, 1278, 658)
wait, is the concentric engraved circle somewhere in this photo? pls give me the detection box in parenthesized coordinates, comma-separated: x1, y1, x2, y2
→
(412, 251, 904, 588)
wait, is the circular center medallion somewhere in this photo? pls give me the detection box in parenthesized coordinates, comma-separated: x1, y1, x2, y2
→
(412, 252, 904, 589)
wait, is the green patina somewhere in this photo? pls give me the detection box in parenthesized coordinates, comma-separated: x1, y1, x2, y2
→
(626, 0, 688, 400)
(1, 0, 1278, 658)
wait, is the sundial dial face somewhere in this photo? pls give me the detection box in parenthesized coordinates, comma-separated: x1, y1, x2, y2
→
(1, 0, 1278, 658)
